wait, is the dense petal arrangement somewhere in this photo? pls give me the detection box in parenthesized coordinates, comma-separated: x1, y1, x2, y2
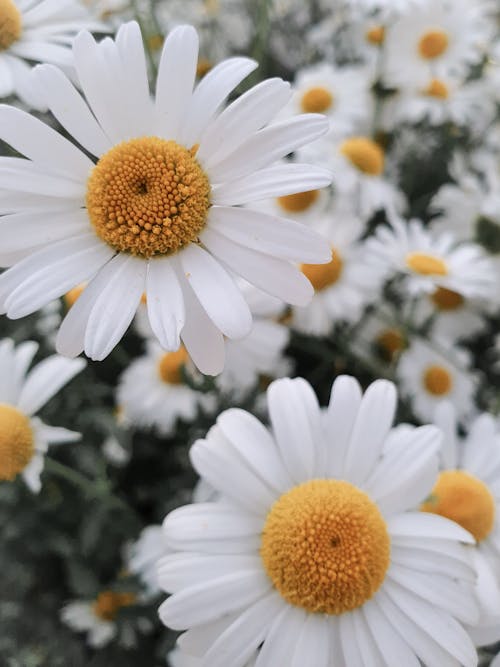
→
(0, 21, 331, 374)
(159, 375, 479, 667)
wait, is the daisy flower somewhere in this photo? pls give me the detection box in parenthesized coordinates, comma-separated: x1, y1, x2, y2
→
(397, 337, 476, 422)
(360, 311, 408, 364)
(0, 0, 105, 108)
(424, 402, 500, 644)
(127, 524, 164, 597)
(159, 375, 479, 667)
(117, 341, 213, 436)
(365, 218, 496, 299)
(0, 337, 85, 493)
(0, 22, 331, 375)
(413, 288, 488, 342)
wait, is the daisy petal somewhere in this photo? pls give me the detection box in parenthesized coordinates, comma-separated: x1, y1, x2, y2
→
(18, 356, 86, 415)
(362, 599, 420, 667)
(255, 605, 306, 666)
(146, 257, 185, 351)
(388, 512, 475, 544)
(324, 375, 363, 478)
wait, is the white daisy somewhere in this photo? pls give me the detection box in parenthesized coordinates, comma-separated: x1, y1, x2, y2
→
(397, 337, 476, 422)
(61, 589, 138, 649)
(127, 524, 164, 597)
(424, 402, 500, 643)
(0, 0, 106, 108)
(413, 288, 488, 342)
(292, 212, 384, 335)
(0, 22, 331, 375)
(359, 311, 408, 364)
(159, 375, 479, 667)
(0, 337, 85, 493)
(345, 0, 429, 18)
(384, 0, 491, 88)
(117, 341, 213, 436)
(366, 217, 496, 299)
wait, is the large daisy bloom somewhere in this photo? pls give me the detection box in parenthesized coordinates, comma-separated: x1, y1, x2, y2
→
(0, 337, 85, 492)
(0, 22, 331, 375)
(425, 402, 500, 644)
(0, 0, 106, 108)
(159, 375, 479, 667)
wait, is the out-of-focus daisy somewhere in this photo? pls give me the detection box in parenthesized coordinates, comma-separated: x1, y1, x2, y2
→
(345, 0, 429, 18)
(360, 311, 409, 364)
(366, 218, 496, 299)
(127, 525, 164, 597)
(160, 375, 479, 666)
(0, 22, 331, 375)
(61, 589, 138, 648)
(384, 0, 490, 87)
(423, 402, 500, 643)
(397, 337, 476, 421)
(255, 181, 331, 226)
(293, 212, 384, 335)
(0, 337, 84, 493)
(413, 288, 488, 342)
(117, 341, 213, 436)
(0, 0, 105, 108)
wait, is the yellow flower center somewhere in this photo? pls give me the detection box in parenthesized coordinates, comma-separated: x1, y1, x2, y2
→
(204, 0, 219, 16)
(261, 479, 391, 615)
(340, 138, 385, 176)
(196, 58, 213, 78)
(423, 79, 449, 99)
(421, 470, 496, 542)
(376, 328, 405, 361)
(301, 248, 343, 292)
(147, 34, 164, 52)
(92, 591, 136, 622)
(86, 137, 211, 259)
(366, 25, 386, 46)
(0, 403, 34, 481)
(157, 347, 189, 385)
(300, 87, 334, 114)
(277, 189, 320, 214)
(422, 364, 453, 396)
(405, 252, 448, 276)
(64, 284, 85, 309)
(418, 29, 449, 60)
(0, 0, 22, 51)
(430, 286, 464, 311)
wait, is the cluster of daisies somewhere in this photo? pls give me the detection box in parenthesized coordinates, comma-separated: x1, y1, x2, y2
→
(1, 0, 500, 665)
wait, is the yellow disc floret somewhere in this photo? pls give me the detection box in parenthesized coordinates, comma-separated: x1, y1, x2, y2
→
(340, 138, 385, 176)
(277, 189, 320, 214)
(423, 79, 449, 100)
(92, 591, 136, 622)
(431, 286, 464, 311)
(157, 347, 189, 385)
(422, 364, 453, 396)
(418, 29, 449, 60)
(86, 137, 211, 259)
(64, 284, 86, 309)
(422, 470, 495, 542)
(302, 248, 343, 292)
(261, 479, 391, 615)
(0, 404, 34, 481)
(366, 25, 386, 46)
(376, 328, 406, 361)
(300, 87, 334, 114)
(0, 0, 22, 51)
(405, 252, 448, 276)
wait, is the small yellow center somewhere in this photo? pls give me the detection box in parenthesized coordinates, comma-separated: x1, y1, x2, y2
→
(92, 591, 136, 622)
(418, 29, 449, 60)
(421, 470, 495, 542)
(423, 79, 449, 99)
(422, 364, 453, 396)
(196, 58, 213, 78)
(277, 189, 320, 214)
(157, 347, 189, 385)
(300, 87, 334, 114)
(340, 138, 385, 176)
(301, 248, 343, 292)
(261, 480, 390, 615)
(0, 404, 34, 481)
(431, 286, 464, 311)
(405, 252, 448, 276)
(86, 137, 211, 259)
(147, 34, 164, 52)
(0, 0, 22, 51)
(376, 328, 405, 361)
(64, 284, 85, 309)
(366, 25, 386, 46)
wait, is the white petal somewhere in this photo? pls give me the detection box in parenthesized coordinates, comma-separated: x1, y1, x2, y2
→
(146, 257, 185, 351)
(21, 453, 44, 493)
(388, 512, 475, 544)
(362, 599, 420, 667)
(324, 375, 362, 479)
(290, 614, 331, 667)
(18, 355, 86, 415)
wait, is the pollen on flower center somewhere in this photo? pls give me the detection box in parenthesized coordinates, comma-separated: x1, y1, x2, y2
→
(0, 0, 22, 51)
(260, 479, 391, 615)
(92, 591, 136, 622)
(431, 286, 464, 311)
(376, 328, 406, 361)
(421, 470, 495, 542)
(423, 79, 449, 99)
(301, 248, 343, 292)
(0, 403, 34, 481)
(418, 29, 449, 60)
(277, 189, 320, 213)
(340, 137, 385, 176)
(86, 137, 211, 259)
(422, 364, 453, 396)
(405, 252, 448, 276)
(366, 25, 386, 46)
(300, 87, 334, 114)
(157, 348, 189, 385)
